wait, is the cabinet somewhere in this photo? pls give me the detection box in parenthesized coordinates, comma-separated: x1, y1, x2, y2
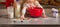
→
(38, 0, 60, 6)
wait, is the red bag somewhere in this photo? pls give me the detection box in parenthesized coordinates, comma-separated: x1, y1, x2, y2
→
(28, 7, 43, 17)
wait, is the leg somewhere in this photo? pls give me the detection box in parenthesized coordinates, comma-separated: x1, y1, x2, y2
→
(42, 9, 47, 18)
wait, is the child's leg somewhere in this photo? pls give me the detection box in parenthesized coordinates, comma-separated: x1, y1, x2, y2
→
(21, 7, 27, 18)
(21, 9, 31, 20)
(42, 9, 47, 18)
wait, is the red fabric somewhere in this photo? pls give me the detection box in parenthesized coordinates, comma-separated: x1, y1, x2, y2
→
(28, 7, 43, 17)
(6, 0, 14, 8)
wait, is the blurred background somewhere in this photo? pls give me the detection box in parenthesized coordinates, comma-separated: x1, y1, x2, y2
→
(0, 0, 60, 24)
(0, 0, 60, 17)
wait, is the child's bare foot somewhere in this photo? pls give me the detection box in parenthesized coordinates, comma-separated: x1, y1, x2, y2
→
(20, 18, 24, 20)
(20, 16, 31, 20)
(20, 16, 25, 20)
(43, 15, 48, 18)
(23, 18, 31, 20)
(21, 16, 24, 18)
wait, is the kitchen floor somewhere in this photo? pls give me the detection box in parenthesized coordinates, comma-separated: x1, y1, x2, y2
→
(0, 9, 60, 25)
(0, 17, 59, 24)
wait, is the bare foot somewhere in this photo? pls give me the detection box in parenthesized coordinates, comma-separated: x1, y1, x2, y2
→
(20, 16, 31, 20)
(23, 18, 31, 20)
(21, 16, 24, 18)
(43, 15, 48, 18)
(20, 16, 25, 20)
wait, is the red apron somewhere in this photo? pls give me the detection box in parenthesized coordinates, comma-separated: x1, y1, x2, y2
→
(28, 7, 43, 17)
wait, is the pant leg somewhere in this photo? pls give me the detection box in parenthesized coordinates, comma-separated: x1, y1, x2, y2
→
(15, 6, 21, 18)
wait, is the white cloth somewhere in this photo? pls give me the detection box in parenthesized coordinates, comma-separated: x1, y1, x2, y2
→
(7, 6, 14, 18)
(52, 8, 59, 18)
(7, 6, 14, 14)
